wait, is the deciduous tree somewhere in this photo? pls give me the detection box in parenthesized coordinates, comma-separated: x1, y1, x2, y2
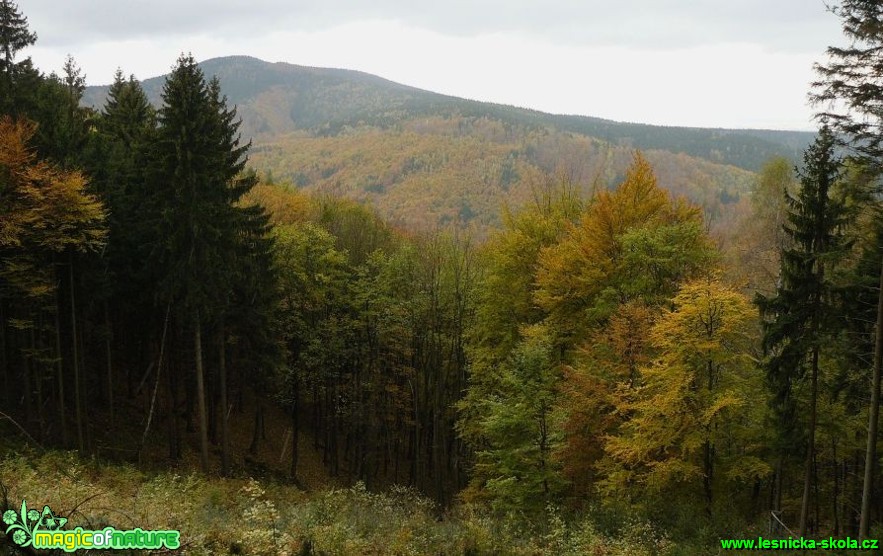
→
(602, 278, 766, 517)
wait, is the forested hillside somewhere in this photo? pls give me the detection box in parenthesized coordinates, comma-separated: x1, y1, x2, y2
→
(80, 56, 806, 234)
(248, 120, 754, 233)
(2, 1, 883, 555)
(81, 55, 814, 175)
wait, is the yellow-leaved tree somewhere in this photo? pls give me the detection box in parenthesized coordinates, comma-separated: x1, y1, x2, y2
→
(557, 301, 655, 497)
(535, 152, 712, 348)
(601, 277, 769, 518)
(537, 153, 715, 502)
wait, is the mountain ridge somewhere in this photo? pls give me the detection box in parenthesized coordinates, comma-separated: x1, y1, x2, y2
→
(81, 56, 805, 234)
(82, 55, 813, 173)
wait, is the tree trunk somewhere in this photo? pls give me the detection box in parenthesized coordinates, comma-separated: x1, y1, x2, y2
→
(31, 326, 44, 441)
(104, 302, 114, 428)
(194, 310, 210, 473)
(69, 258, 84, 453)
(290, 375, 300, 480)
(799, 345, 819, 537)
(219, 325, 230, 477)
(860, 258, 883, 540)
(705, 359, 715, 518)
(833, 439, 840, 536)
(250, 402, 263, 455)
(167, 336, 181, 461)
(53, 301, 66, 447)
(208, 351, 217, 444)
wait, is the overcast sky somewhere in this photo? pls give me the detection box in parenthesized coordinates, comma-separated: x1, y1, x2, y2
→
(22, 0, 842, 130)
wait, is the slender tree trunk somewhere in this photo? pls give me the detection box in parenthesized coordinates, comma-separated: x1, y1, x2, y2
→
(219, 324, 230, 477)
(313, 387, 320, 450)
(860, 259, 883, 540)
(31, 326, 44, 441)
(104, 302, 114, 428)
(250, 402, 263, 455)
(290, 375, 300, 480)
(208, 354, 217, 444)
(321, 382, 330, 466)
(142, 301, 170, 456)
(833, 439, 840, 536)
(194, 310, 210, 473)
(851, 451, 862, 535)
(69, 258, 84, 453)
(705, 359, 715, 518)
(771, 446, 785, 513)
(21, 324, 32, 426)
(394, 436, 400, 484)
(167, 354, 180, 461)
(54, 302, 66, 447)
(799, 345, 819, 537)
(411, 378, 419, 488)
(236, 354, 244, 411)
(330, 412, 339, 477)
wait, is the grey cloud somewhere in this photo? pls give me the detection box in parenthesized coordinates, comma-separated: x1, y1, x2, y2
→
(26, 0, 839, 53)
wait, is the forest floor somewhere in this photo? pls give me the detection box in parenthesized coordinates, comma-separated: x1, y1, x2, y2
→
(0, 398, 869, 555)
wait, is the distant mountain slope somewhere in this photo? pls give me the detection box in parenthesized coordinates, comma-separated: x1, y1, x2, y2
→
(248, 120, 755, 233)
(83, 55, 813, 173)
(82, 56, 804, 234)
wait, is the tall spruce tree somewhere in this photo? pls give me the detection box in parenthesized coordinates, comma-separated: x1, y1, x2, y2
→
(152, 54, 235, 472)
(149, 54, 275, 473)
(39, 56, 91, 168)
(812, 1, 883, 538)
(756, 125, 847, 536)
(90, 71, 156, 420)
(0, 0, 33, 72)
(96, 70, 156, 279)
(0, 0, 36, 115)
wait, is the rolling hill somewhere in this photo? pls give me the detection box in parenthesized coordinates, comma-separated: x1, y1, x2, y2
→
(82, 55, 813, 233)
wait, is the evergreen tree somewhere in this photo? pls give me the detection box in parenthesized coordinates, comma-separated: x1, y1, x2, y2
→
(756, 125, 847, 536)
(37, 56, 92, 168)
(226, 187, 280, 477)
(151, 54, 238, 471)
(813, 1, 883, 537)
(87, 71, 156, 423)
(147, 54, 278, 473)
(96, 70, 156, 279)
(0, 0, 36, 115)
(101, 70, 155, 146)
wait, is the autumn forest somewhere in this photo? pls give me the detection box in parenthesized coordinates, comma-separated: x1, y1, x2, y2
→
(2, 1, 883, 555)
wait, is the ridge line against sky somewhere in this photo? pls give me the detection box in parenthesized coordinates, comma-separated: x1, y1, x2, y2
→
(23, 0, 842, 131)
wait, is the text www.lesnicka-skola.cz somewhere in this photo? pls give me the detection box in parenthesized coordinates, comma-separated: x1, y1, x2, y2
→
(720, 536, 878, 551)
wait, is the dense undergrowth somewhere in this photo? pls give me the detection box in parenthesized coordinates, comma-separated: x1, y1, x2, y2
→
(0, 449, 681, 555)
